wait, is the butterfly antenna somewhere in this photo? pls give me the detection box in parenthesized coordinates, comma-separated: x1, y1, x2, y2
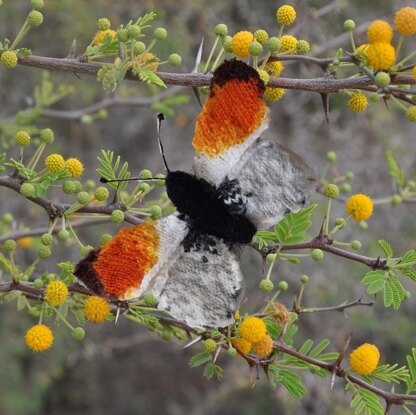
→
(157, 113, 170, 173)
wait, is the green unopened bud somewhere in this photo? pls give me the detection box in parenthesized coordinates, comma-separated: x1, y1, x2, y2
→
(20, 182, 36, 198)
(359, 220, 368, 230)
(257, 69, 269, 85)
(111, 209, 125, 223)
(63, 181, 77, 194)
(296, 40, 310, 54)
(311, 249, 324, 261)
(27, 10, 43, 27)
(222, 35, 233, 53)
(334, 218, 346, 228)
(41, 233, 53, 246)
(340, 183, 351, 194)
(391, 194, 402, 205)
(404, 290, 411, 300)
(85, 179, 96, 190)
(406, 106, 416, 122)
(138, 182, 150, 193)
(117, 29, 128, 42)
(324, 183, 339, 198)
(375, 71, 390, 88)
(31, 0, 44, 9)
(150, 205, 162, 220)
(76, 191, 90, 205)
(33, 278, 44, 289)
(266, 253, 277, 262)
(300, 274, 309, 284)
(38, 245, 51, 258)
(343, 19, 355, 31)
(154, 27, 167, 40)
(154, 173, 166, 187)
(203, 339, 217, 353)
(351, 240, 361, 250)
(254, 29, 269, 44)
(100, 234, 112, 245)
(249, 41, 263, 56)
(407, 180, 416, 190)
(259, 279, 274, 292)
(58, 229, 70, 240)
(73, 181, 82, 193)
(277, 281, 288, 291)
(139, 169, 152, 179)
(97, 18, 111, 31)
(15, 130, 31, 146)
(326, 151, 337, 162)
(227, 347, 237, 356)
(267, 37, 281, 52)
(168, 53, 181, 66)
(127, 25, 141, 39)
(2, 213, 13, 224)
(94, 186, 109, 201)
(3, 239, 17, 252)
(214, 23, 228, 36)
(72, 327, 85, 340)
(143, 293, 157, 307)
(134, 41, 146, 55)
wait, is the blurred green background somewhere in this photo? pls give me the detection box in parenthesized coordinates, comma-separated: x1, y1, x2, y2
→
(0, 0, 415, 414)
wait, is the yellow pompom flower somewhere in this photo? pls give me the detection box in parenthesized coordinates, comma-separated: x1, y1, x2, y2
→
(280, 35, 297, 52)
(349, 343, 380, 375)
(348, 92, 368, 112)
(17, 237, 33, 249)
(45, 154, 65, 172)
(252, 334, 274, 357)
(240, 316, 266, 343)
(366, 42, 395, 70)
(93, 29, 117, 45)
(276, 5, 296, 26)
(265, 60, 285, 77)
(346, 193, 374, 221)
(65, 158, 84, 178)
(232, 337, 252, 354)
(264, 87, 285, 102)
(367, 20, 393, 43)
(84, 296, 110, 323)
(231, 31, 254, 57)
(25, 324, 54, 352)
(394, 7, 416, 36)
(356, 44, 369, 57)
(45, 280, 68, 306)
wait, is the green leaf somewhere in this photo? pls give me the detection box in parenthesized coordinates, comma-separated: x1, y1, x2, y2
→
(385, 149, 405, 187)
(137, 68, 166, 88)
(377, 239, 393, 258)
(361, 270, 385, 285)
(350, 388, 384, 415)
(96, 150, 131, 191)
(274, 368, 307, 399)
(387, 276, 405, 309)
(406, 348, 416, 393)
(203, 363, 223, 380)
(253, 230, 279, 249)
(370, 364, 409, 384)
(189, 352, 212, 368)
(264, 318, 281, 340)
(366, 279, 386, 294)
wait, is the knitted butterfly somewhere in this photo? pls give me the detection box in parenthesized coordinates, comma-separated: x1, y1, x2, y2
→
(74, 59, 316, 329)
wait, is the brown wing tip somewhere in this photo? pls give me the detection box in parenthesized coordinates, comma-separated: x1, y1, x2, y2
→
(211, 59, 265, 94)
(74, 248, 105, 296)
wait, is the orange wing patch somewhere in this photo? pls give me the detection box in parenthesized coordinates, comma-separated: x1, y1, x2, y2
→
(193, 60, 267, 158)
(93, 221, 160, 298)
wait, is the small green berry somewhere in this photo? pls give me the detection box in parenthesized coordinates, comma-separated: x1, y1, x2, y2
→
(311, 249, 324, 261)
(58, 229, 70, 240)
(3, 239, 17, 252)
(257, 69, 269, 85)
(150, 205, 162, 220)
(139, 169, 152, 179)
(168, 53, 181, 66)
(296, 40, 310, 54)
(345, 171, 354, 180)
(97, 18, 111, 31)
(40, 128, 54, 144)
(127, 25, 141, 39)
(326, 151, 337, 162)
(249, 41, 263, 56)
(38, 245, 51, 258)
(41, 233, 53, 246)
(1, 51, 18, 68)
(2, 213, 13, 224)
(138, 182, 150, 193)
(94, 186, 109, 202)
(343, 19, 356, 31)
(76, 191, 91, 205)
(300, 274, 309, 284)
(100, 234, 112, 245)
(332, 58, 340, 66)
(266, 253, 277, 262)
(203, 339, 217, 353)
(15, 130, 31, 146)
(334, 218, 346, 228)
(111, 209, 125, 223)
(45, 273, 55, 282)
(407, 180, 416, 190)
(227, 347, 237, 356)
(405, 106, 416, 122)
(267, 37, 281, 52)
(359, 220, 368, 230)
(369, 92, 381, 103)
(351, 240, 361, 250)
(63, 181, 77, 194)
(117, 29, 128, 42)
(154, 173, 166, 187)
(133, 41, 146, 55)
(33, 278, 44, 289)
(20, 182, 36, 198)
(340, 183, 351, 194)
(254, 29, 269, 44)
(324, 183, 339, 198)
(85, 179, 96, 190)
(214, 23, 228, 36)
(404, 290, 411, 300)
(391, 194, 402, 205)
(143, 293, 158, 307)
(222, 35, 233, 53)
(31, 0, 44, 9)
(375, 72, 390, 88)
(73, 181, 82, 193)
(259, 279, 274, 292)
(72, 327, 85, 341)
(27, 10, 43, 27)
(277, 281, 289, 291)
(154, 27, 167, 40)
(98, 109, 108, 118)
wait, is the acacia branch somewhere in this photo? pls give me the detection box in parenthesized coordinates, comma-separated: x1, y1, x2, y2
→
(299, 297, 375, 313)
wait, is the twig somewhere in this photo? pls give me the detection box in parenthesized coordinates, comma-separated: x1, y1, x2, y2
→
(299, 297, 375, 313)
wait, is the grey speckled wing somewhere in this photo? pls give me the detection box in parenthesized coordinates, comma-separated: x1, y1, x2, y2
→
(157, 235, 244, 329)
(223, 139, 316, 229)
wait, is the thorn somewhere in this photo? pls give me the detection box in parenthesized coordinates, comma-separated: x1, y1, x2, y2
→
(382, 96, 390, 110)
(213, 346, 221, 363)
(192, 87, 203, 108)
(318, 218, 326, 238)
(191, 37, 205, 108)
(320, 93, 330, 123)
(115, 303, 122, 324)
(66, 38, 77, 59)
(330, 332, 352, 391)
(183, 335, 203, 349)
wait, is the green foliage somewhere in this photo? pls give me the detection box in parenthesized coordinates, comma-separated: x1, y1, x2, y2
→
(96, 150, 131, 191)
(137, 68, 166, 88)
(385, 150, 405, 189)
(268, 365, 307, 399)
(151, 94, 191, 117)
(189, 351, 212, 368)
(362, 364, 409, 385)
(253, 203, 317, 249)
(349, 387, 384, 415)
(203, 363, 223, 380)
(405, 348, 416, 394)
